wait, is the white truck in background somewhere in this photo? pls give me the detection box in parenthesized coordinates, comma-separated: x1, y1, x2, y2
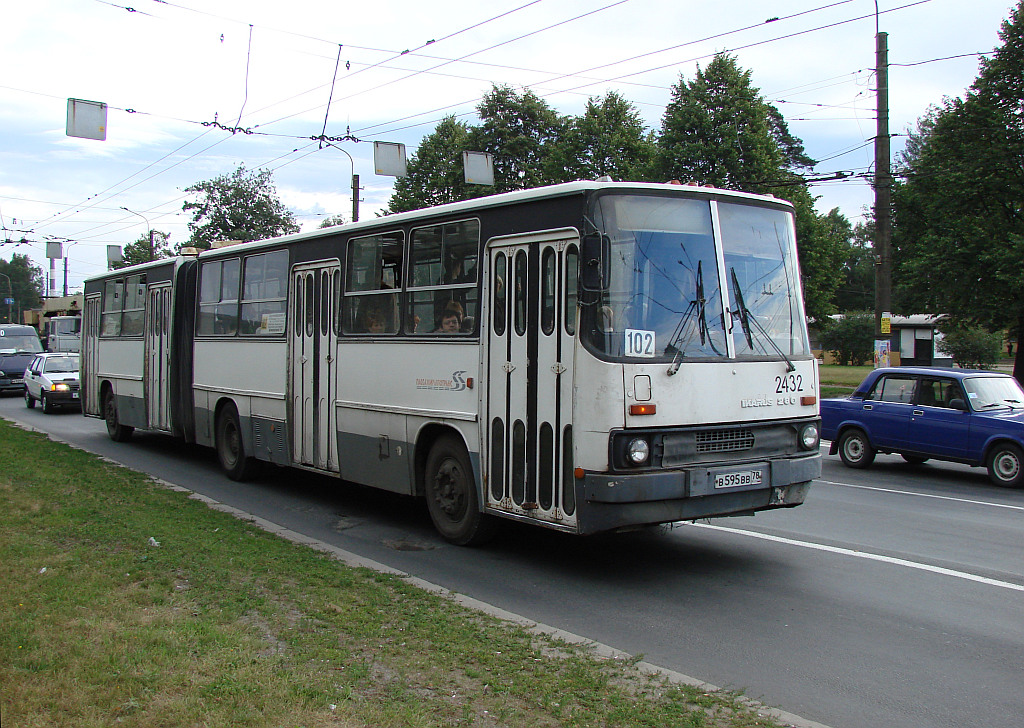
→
(42, 315, 81, 352)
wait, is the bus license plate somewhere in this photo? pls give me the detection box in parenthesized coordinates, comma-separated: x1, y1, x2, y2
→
(714, 469, 763, 489)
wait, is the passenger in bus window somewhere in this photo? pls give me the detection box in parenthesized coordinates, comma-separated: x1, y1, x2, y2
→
(434, 301, 463, 333)
(356, 300, 389, 334)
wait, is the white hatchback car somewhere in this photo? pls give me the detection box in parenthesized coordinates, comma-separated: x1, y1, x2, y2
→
(24, 352, 81, 413)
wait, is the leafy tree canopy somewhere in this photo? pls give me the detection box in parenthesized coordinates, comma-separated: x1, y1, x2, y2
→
(387, 116, 475, 214)
(317, 214, 348, 229)
(0, 253, 43, 323)
(892, 1, 1024, 379)
(654, 54, 813, 190)
(545, 91, 655, 183)
(465, 85, 565, 194)
(182, 164, 299, 250)
(113, 231, 174, 269)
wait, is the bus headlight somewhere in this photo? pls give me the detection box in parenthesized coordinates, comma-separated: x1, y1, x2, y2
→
(627, 438, 650, 465)
(800, 423, 819, 450)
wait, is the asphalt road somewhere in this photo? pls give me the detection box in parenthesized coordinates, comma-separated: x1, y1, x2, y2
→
(3, 394, 1021, 728)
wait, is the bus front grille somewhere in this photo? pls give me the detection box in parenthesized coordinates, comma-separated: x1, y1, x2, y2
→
(694, 428, 754, 453)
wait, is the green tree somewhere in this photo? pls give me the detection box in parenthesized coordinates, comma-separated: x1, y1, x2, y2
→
(0, 253, 43, 323)
(467, 85, 565, 193)
(654, 54, 813, 190)
(892, 1, 1024, 381)
(545, 91, 655, 183)
(182, 164, 299, 250)
(317, 214, 348, 229)
(113, 230, 173, 269)
(819, 310, 876, 366)
(387, 116, 474, 213)
(835, 218, 876, 312)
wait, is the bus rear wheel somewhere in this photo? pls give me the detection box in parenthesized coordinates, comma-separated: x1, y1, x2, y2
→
(216, 404, 257, 481)
(424, 435, 496, 546)
(104, 390, 133, 442)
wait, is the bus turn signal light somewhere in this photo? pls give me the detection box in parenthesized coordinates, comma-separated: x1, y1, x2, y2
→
(629, 404, 657, 416)
(801, 395, 816, 406)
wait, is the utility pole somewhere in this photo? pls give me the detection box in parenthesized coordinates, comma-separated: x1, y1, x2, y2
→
(873, 30, 893, 362)
(351, 173, 360, 223)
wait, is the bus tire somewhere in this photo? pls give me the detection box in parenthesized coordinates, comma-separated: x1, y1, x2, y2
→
(104, 390, 133, 442)
(424, 435, 496, 546)
(216, 404, 257, 482)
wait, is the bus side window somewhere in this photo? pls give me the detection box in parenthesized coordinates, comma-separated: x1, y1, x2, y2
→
(198, 259, 240, 336)
(240, 250, 289, 336)
(407, 219, 480, 335)
(101, 279, 124, 337)
(343, 232, 403, 335)
(121, 274, 147, 337)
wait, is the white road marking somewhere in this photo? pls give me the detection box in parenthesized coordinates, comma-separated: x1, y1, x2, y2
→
(690, 522, 1024, 592)
(817, 479, 1024, 511)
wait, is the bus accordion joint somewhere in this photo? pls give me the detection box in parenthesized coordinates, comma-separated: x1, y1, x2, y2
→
(629, 403, 657, 416)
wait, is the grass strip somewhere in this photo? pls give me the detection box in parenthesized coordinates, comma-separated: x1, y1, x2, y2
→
(0, 418, 787, 728)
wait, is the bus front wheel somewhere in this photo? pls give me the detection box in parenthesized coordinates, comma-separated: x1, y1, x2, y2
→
(424, 436, 496, 546)
(216, 404, 257, 481)
(104, 390, 133, 442)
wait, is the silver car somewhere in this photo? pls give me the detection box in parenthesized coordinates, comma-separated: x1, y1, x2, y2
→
(24, 352, 81, 413)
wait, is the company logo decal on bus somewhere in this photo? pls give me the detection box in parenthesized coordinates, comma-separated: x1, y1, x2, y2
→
(416, 370, 468, 391)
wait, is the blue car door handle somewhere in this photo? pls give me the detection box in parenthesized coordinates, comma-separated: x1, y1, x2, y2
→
(913, 410, 924, 416)
(863, 404, 873, 410)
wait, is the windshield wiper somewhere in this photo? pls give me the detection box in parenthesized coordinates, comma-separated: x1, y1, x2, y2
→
(667, 261, 710, 375)
(730, 267, 795, 372)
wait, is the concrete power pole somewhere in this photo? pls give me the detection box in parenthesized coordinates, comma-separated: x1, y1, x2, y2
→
(874, 31, 893, 353)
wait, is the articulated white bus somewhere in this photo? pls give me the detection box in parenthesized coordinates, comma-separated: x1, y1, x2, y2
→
(82, 181, 820, 544)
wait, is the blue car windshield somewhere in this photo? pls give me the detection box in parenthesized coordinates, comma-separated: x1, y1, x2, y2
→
(963, 376, 1024, 410)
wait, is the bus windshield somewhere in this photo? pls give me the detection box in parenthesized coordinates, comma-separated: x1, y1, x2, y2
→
(587, 193, 810, 362)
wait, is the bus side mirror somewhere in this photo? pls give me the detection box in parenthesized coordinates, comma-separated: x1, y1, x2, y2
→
(580, 232, 608, 291)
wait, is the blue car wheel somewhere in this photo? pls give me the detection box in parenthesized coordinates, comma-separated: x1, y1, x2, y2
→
(987, 443, 1024, 488)
(838, 428, 875, 469)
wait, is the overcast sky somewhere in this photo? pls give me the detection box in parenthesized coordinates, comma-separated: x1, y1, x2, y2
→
(1, 0, 1016, 295)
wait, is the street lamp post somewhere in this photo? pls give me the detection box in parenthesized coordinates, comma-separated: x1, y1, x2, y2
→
(322, 141, 360, 223)
(120, 206, 154, 260)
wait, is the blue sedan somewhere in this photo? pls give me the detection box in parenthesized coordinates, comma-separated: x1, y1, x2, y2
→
(821, 367, 1024, 487)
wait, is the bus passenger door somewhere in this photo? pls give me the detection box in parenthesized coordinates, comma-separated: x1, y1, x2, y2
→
(145, 284, 172, 431)
(290, 264, 339, 471)
(486, 236, 577, 529)
(82, 295, 101, 417)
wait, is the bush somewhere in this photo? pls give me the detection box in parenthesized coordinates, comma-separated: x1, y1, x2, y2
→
(938, 324, 1002, 369)
(820, 311, 876, 365)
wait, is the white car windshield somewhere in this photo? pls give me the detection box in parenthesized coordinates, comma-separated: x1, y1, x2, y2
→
(44, 356, 79, 373)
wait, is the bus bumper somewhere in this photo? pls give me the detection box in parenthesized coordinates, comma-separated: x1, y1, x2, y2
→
(575, 453, 819, 534)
